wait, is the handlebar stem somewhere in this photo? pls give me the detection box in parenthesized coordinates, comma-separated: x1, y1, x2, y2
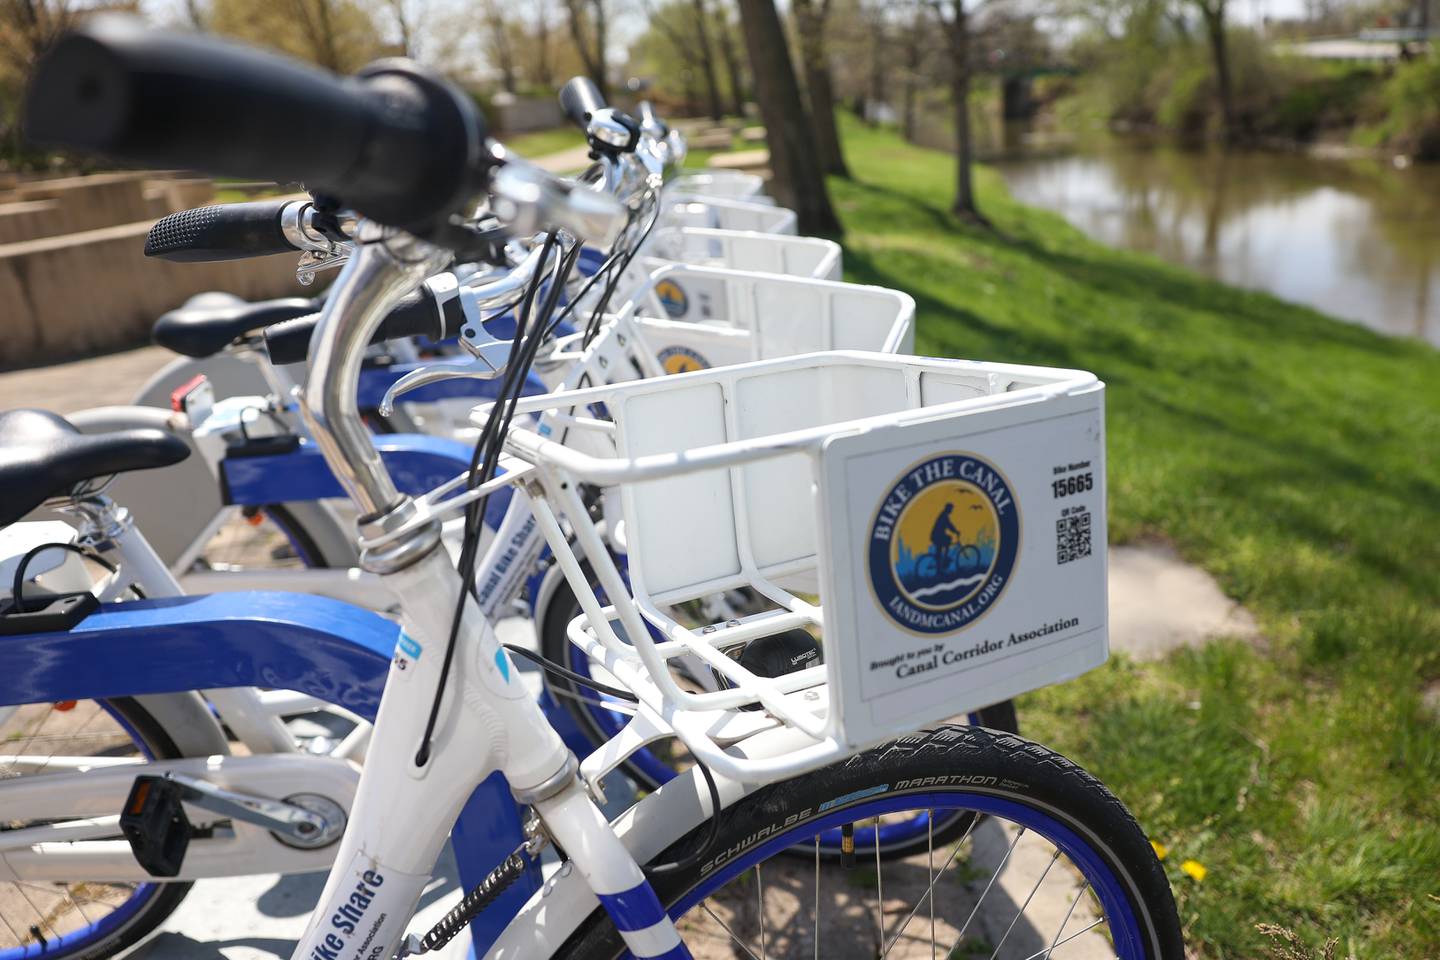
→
(299, 221, 450, 519)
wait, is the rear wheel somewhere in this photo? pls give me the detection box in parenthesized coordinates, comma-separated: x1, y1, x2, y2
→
(561, 725, 1183, 959)
(0, 697, 192, 960)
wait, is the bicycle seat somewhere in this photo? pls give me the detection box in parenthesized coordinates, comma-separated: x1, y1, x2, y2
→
(0, 409, 190, 526)
(152, 293, 319, 358)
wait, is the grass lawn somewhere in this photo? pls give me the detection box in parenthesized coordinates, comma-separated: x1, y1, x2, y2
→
(824, 118, 1440, 956)
(502, 126, 587, 160)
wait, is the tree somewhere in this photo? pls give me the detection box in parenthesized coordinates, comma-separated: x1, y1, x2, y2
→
(208, 0, 384, 72)
(640, 0, 724, 119)
(0, 0, 82, 167)
(534, 0, 556, 89)
(564, 0, 611, 99)
(382, 0, 425, 56)
(735, 0, 842, 234)
(481, 0, 519, 93)
(1190, 0, 1237, 144)
(791, 0, 849, 176)
(714, 2, 747, 115)
(930, 0, 988, 224)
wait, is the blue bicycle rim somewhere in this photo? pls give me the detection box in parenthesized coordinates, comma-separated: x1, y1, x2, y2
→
(0, 702, 167, 960)
(661, 789, 1149, 960)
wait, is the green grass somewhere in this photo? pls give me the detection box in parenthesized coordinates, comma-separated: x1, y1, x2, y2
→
(828, 118, 1440, 957)
(501, 126, 586, 160)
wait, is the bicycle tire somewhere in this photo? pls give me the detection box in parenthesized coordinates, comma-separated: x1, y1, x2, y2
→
(559, 724, 1183, 959)
(0, 697, 193, 960)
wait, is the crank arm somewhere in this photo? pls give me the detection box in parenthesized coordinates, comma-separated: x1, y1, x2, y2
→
(164, 771, 342, 847)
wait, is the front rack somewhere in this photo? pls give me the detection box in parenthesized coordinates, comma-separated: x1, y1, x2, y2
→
(489, 350, 1111, 784)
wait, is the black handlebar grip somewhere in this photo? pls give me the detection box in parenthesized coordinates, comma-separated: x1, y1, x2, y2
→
(145, 200, 296, 262)
(559, 76, 606, 129)
(24, 16, 489, 236)
(263, 285, 466, 365)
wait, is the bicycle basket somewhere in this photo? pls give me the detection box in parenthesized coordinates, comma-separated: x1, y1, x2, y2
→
(499, 351, 1109, 782)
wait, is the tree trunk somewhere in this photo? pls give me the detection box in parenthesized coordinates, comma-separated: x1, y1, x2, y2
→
(944, 4, 985, 224)
(903, 72, 917, 141)
(793, 0, 849, 176)
(690, 0, 726, 120)
(536, 0, 555, 88)
(717, 15, 747, 116)
(1201, 3, 1237, 145)
(565, 0, 610, 100)
(735, 0, 843, 234)
(593, 0, 610, 99)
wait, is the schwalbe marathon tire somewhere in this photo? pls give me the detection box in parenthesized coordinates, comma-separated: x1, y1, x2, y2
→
(559, 724, 1184, 959)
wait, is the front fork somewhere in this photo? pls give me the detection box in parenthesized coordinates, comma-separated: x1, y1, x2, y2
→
(290, 541, 689, 960)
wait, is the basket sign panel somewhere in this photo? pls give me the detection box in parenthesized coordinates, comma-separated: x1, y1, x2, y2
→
(820, 385, 1108, 748)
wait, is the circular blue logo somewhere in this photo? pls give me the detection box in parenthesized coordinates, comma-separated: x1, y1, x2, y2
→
(868, 453, 1020, 634)
(658, 345, 709, 374)
(655, 279, 689, 318)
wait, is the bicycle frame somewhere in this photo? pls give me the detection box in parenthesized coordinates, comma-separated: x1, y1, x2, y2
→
(279, 224, 689, 960)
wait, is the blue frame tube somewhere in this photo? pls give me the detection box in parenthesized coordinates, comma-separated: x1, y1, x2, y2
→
(0, 591, 535, 954)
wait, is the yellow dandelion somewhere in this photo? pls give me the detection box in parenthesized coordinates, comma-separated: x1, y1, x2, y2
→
(1180, 859, 1207, 882)
(1150, 840, 1168, 861)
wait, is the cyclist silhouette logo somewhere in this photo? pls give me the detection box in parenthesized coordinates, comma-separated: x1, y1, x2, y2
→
(657, 345, 710, 374)
(868, 453, 1020, 635)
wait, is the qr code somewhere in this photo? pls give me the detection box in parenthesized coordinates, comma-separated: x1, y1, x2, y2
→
(1056, 510, 1092, 565)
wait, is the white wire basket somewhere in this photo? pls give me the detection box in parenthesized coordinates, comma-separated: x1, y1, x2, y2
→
(666, 171, 772, 204)
(495, 351, 1111, 783)
(660, 194, 797, 235)
(617, 262, 913, 371)
(644, 227, 841, 281)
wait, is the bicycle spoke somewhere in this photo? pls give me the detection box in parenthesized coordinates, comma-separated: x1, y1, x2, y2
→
(880, 813, 982, 958)
(699, 900, 763, 960)
(1040, 880, 1089, 960)
(948, 826, 1026, 954)
(814, 835, 820, 960)
(1018, 917, 1106, 960)
(988, 848, 1061, 959)
(929, 813, 936, 960)
(755, 864, 768, 959)
(874, 815, 885, 951)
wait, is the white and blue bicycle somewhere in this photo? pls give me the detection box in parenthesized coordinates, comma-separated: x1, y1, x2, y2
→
(0, 19, 1183, 960)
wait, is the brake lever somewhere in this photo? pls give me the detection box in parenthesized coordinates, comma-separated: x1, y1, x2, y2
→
(377, 298, 513, 416)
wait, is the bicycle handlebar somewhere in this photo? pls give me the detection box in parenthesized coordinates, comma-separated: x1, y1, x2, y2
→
(25, 16, 489, 237)
(559, 76, 606, 129)
(263, 284, 466, 365)
(145, 199, 301, 262)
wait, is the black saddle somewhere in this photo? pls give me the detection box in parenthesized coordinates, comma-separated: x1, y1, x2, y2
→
(152, 292, 318, 358)
(0, 410, 190, 526)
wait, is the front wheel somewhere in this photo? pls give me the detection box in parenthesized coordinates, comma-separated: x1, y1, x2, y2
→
(561, 725, 1183, 959)
(0, 698, 193, 960)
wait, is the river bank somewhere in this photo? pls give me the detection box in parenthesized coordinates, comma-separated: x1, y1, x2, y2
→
(993, 135, 1440, 346)
(823, 116, 1440, 957)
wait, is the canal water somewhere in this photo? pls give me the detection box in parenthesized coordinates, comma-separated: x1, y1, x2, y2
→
(993, 140, 1440, 347)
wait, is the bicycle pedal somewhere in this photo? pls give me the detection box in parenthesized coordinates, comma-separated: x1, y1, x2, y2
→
(120, 775, 191, 877)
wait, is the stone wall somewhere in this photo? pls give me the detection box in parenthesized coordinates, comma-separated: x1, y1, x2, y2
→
(0, 172, 308, 367)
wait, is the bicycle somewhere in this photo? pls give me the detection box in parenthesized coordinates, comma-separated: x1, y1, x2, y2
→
(5, 19, 1182, 960)
(917, 538, 986, 581)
